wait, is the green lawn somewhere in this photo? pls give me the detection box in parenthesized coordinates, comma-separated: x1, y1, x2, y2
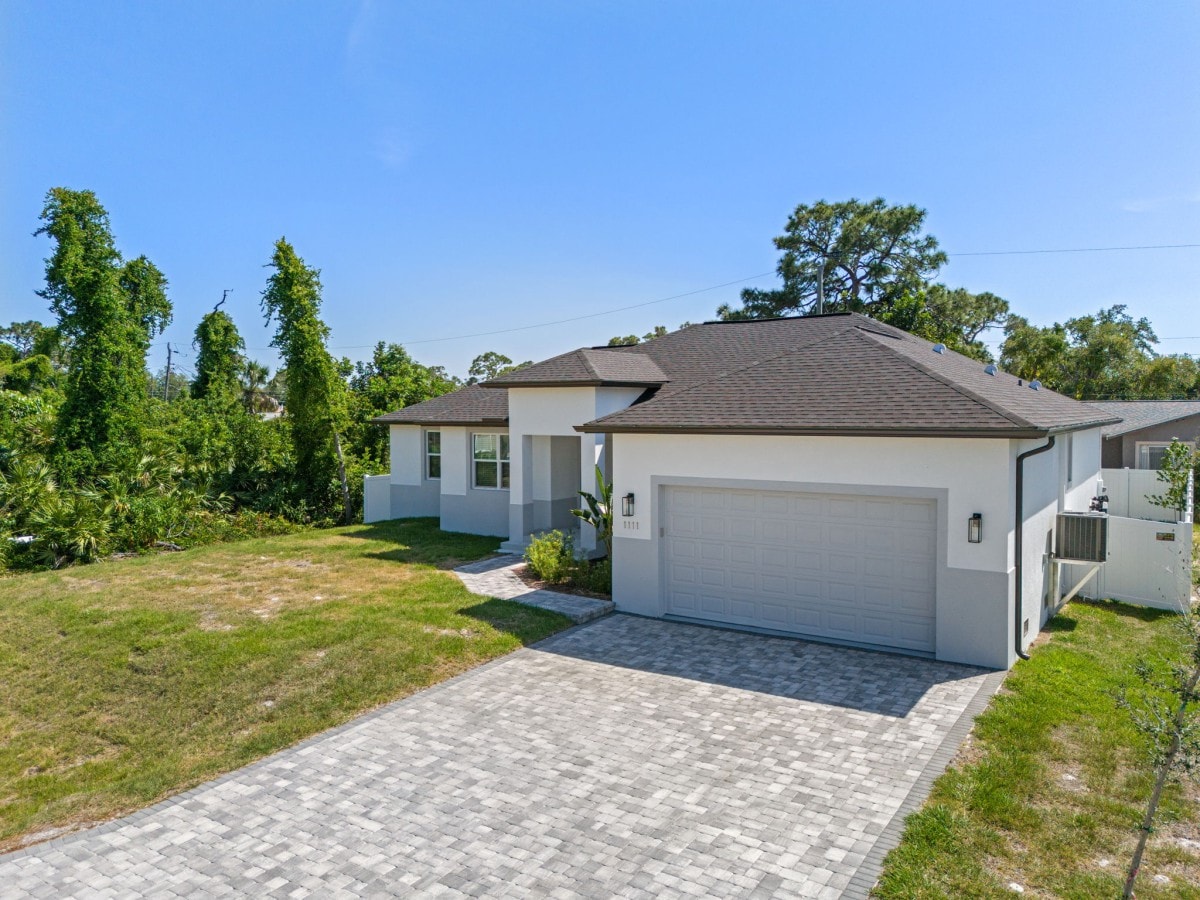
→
(0, 518, 570, 852)
(874, 600, 1200, 899)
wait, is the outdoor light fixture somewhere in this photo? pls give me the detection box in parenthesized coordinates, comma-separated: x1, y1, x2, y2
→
(968, 513, 983, 543)
(621, 493, 635, 517)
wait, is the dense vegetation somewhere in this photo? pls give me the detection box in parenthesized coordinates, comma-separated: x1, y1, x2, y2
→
(0, 189, 458, 571)
(5, 190, 1197, 573)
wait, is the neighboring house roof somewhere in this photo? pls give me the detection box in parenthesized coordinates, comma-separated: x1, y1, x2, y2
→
(371, 384, 509, 426)
(1086, 400, 1200, 439)
(376, 313, 1120, 437)
(484, 348, 669, 388)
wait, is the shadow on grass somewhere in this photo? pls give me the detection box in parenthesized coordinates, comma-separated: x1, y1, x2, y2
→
(343, 518, 503, 569)
(456, 598, 572, 644)
(1070, 597, 1185, 625)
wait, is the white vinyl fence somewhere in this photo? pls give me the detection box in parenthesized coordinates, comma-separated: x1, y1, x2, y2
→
(1102, 467, 1193, 523)
(1072, 515, 1194, 612)
(363, 474, 392, 524)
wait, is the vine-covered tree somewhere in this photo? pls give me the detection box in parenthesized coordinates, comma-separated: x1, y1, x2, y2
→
(35, 188, 171, 474)
(192, 309, 245, 405)
(260, 238, 350, 521)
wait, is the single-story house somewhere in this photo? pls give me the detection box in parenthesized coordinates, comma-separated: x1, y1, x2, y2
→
(1088, 400, 1200, 469)
(371, 313, 1119, 669)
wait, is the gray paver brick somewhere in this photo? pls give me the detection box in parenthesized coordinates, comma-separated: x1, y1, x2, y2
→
(0, 615, 1000, 898)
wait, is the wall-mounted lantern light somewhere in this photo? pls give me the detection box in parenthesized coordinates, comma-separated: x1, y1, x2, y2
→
(968, 512, 983, 543)
(621, 493, 635, 517)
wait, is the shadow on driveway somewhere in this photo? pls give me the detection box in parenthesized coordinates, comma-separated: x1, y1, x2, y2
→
(479, 612, 988, 718)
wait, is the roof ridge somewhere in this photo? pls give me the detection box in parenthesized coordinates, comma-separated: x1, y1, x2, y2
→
(850, 328, 1038, 430)
(585, 319, 865, 426)
(575, 348, 602, 381)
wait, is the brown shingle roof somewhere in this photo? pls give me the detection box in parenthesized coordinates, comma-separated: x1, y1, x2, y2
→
(373, 313, 1119, 437)
(579, 315, 1118, 437)
(371, 384, 508, 425)
(1087, 400, 1200, 438)
(483, 348, 668, 387)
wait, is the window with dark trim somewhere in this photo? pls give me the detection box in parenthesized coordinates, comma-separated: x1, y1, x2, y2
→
(472, 433, 510, 489)
(425, 430, 441, 479)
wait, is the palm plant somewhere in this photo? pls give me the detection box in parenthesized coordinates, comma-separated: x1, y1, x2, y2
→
(239, 360, 272, 413)
(571, 465, 614, 557)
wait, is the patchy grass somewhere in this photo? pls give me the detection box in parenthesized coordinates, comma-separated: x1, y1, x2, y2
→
(0, 518, 570, 852)
(874, 600, 1200, 899)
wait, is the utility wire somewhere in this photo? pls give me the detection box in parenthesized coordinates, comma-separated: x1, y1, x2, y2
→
(192, 240, 1200, 353)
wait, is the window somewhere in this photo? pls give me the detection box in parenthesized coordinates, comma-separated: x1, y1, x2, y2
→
(1138, 442, 1174, 470)
(472, 433, 510, 489)
(425, 430, 441, 479)
(1064, 433, 1073, 485)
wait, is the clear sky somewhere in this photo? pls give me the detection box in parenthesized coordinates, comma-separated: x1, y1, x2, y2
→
(2, 1, 1198, 380)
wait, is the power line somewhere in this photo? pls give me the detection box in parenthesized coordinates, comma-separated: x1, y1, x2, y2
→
(950, 242, 1200, 257)
(178, 240, 1200, 354)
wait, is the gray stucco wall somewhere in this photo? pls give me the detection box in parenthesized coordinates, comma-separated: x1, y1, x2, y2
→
(442, 489, 510, 538)
(1107, 415, 1200, 468)
(391, 481, 440, 519)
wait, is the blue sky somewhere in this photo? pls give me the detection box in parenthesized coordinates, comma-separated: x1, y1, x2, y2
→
(2, 1, 1198, 380)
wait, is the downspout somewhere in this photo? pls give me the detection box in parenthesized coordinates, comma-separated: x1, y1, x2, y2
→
(1014, 435, 1055, 661)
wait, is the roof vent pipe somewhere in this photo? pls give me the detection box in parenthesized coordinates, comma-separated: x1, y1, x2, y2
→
(1014, 435, 1056, 661)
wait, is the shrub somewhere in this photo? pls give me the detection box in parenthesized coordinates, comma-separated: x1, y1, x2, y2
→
(571, 556, 612, 595)
(525, 530, 575, 583)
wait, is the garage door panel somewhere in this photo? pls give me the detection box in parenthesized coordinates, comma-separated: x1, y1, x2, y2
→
(664, 486, 936, 653)
(828, 553, 859, 576)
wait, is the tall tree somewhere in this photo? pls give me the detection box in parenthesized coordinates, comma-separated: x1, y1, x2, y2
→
(718, 198, 947, 320)
(192, 309, 245, 405)
(875, 285, 1009, 361)
(260, 238, 350, 521)
(466, 351, 531, 384)
(1001, 305, 1159, 399)
(35, 188, 171, 474)
(346, 342, 458, 466)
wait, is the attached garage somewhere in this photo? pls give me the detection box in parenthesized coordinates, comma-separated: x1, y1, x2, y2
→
(662, 485, 938, 654)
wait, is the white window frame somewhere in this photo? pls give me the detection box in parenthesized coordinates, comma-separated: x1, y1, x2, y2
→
(425, 430, 441, 480)
(1137, 440, 1194, 470)
(471, 433, 510, 490)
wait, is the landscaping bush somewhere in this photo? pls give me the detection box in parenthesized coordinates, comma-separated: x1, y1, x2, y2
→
(571, 556, 611, 595)
(525, 529, 575, 583)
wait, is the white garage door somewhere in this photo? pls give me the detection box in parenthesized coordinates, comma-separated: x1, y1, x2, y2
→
(663, 486, 937, 652)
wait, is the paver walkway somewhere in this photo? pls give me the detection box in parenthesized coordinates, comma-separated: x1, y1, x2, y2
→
(454, 554, 613, 624)
(0, 616, 1003, 899)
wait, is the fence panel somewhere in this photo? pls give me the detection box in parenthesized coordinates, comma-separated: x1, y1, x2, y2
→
(363, 474, 392, 524)
(1073, 515, 1193, 611)
(1101, 468, 1192, 523)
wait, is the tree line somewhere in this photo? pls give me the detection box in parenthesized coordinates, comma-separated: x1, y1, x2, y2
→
(0, 188, 465, 570)
(606, 198, 1197, 401)
(3, 190, 1195, 571)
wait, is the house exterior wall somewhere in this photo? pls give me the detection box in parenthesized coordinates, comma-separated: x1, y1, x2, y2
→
(1107, 416, 1200, 468)
(1008, 429, 1102, 654)
(506, 386, 643, 549)
(610, 433, 1016, 668)
(610, 428, 1103, 670)
(437, 425, 510, 537)
(384, 425, 439, 518)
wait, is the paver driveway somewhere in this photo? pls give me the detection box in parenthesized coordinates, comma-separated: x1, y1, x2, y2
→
(1, 615, 1002, 899)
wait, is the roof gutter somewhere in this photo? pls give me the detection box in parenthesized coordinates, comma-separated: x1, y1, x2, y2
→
(1014, 435, 1055, 662)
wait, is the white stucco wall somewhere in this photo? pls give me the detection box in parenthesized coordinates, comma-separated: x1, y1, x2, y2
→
(389, 425, 423, 486)
(611, 433, 1018, 667)
(613, 433, 1012, 571)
